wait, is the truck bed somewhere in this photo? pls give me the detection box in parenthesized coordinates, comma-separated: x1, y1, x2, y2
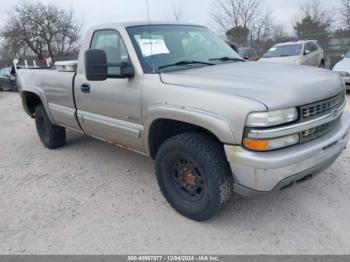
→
(17, 67, 80, 130)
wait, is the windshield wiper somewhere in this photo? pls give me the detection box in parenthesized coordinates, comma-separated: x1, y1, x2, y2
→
(209, 56, 245, 62)
(158, 60, 215, 70)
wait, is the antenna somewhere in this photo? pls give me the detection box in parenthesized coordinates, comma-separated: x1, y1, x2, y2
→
(145, 0, 155, 72)
(146, 0, 151, 25)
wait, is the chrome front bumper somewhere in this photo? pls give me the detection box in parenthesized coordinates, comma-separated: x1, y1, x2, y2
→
(224, 113, 350, 196)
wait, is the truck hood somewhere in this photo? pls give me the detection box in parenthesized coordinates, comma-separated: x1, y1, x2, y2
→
(258, 56, 299, 64)
(160, 62, 343, 110)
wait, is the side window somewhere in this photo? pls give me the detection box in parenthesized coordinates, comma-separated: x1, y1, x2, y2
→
(305, 42, 317, 53)
(309, 42, 318, 52)
(90, 30, 129, 74)
(304, 43, 311, 53)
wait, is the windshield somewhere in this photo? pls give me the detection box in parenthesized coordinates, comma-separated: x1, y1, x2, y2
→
(263, 44, 302, 58)
(127, 25, 242, 73)
(0, 68, 11, 76)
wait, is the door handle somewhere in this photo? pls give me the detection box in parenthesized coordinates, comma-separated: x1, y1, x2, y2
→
(81, 83, 91, 93)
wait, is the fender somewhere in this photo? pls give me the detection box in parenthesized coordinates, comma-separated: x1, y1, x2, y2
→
(20, 85, 57, 125)
(143, 104, 237, 155)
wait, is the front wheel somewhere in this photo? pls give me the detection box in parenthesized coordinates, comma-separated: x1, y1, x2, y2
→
(35, 105, 66, 149)
(155, 133, 233, 221)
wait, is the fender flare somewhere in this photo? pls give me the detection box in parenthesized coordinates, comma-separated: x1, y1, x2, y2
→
(21, 85, 57, 124)
(143, 104, 237, 155)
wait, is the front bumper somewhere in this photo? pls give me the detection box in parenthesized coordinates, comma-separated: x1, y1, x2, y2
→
(224, 113, 350, 197)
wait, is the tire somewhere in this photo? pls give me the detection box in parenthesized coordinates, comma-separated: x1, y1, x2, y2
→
(11, 82, 18, 92)
(319, 60, 325, 68)
(35, 105, 66, 149)
(155, 133, 233, 221)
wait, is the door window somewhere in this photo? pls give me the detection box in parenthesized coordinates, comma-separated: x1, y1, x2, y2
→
(309, 42, 318, 52)
(305, 42, 318, 53)
(90, 30, 129, 74)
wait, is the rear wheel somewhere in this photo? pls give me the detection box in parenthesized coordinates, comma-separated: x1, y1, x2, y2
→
(11, 82, 18, 92)
(35, 105, 66, 149)
(155, 133, 233, 221)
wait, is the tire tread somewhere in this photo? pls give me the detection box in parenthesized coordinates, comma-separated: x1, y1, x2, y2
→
(155, 132, 233, 221)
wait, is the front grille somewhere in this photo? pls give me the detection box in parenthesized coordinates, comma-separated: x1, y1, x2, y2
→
(300, 93, 345, 120)
(300, 118, 340, 143)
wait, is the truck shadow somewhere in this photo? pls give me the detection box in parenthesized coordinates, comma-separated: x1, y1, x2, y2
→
(62, 129, 320, 225)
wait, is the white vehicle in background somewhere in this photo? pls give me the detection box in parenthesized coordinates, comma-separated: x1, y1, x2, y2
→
(259, 40, 325, 68)
(333, 51, 350, 91)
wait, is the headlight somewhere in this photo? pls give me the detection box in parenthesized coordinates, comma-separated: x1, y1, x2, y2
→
(246, 108, 298, 127)
(337, 71, 350, 77)
(243, 134, 300, 151)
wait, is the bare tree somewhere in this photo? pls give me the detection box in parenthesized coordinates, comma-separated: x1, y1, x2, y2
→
(299, 0, 333, 25)
(294, 0, 332, 49)
(211, 0, 283, 54)
(171, 1, 186, 22)
(339, 0, 350, 30)
(212, 0, 260, 32)
(250, 10, 284, 55)
(0, 1, 81, 61)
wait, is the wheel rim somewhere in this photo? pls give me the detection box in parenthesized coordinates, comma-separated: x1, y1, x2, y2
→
(168, 157, 205, 202)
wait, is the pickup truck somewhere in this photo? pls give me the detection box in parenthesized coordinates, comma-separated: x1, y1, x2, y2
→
(17, 22, 350, 221)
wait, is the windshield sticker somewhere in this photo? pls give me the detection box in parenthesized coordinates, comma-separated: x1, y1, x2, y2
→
(138, 39, 170, 57)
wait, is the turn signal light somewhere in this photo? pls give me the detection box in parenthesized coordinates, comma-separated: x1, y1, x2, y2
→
(243, 134, 300, 151)
(243, 139, 269, 151)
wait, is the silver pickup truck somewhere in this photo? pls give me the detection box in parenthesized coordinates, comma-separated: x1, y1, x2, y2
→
(17, 22, 350, 221)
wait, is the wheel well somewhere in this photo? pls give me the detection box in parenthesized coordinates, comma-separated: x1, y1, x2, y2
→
(22, 92, 42, 117)
(148, 119, 220, 159)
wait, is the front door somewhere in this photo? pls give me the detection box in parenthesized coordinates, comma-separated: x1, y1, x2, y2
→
(304, 42, 319, 67)
(74, 29, 143, 151)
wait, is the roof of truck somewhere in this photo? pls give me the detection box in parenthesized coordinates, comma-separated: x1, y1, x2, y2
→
(89, 21, 204, 30)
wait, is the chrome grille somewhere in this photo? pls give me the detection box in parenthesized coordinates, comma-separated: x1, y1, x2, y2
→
(300, 93, 345, 120)
(300, 119, 340, 143)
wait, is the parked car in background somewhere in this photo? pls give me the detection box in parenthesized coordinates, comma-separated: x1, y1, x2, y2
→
(239, 47, 259, 61)
(333, 51, 350, 91)
(0, 67, 17, 91)
(259, 40, 325, 68)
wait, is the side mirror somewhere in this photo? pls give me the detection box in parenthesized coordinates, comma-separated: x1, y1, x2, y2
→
(85, 49, 135, 81)
(85, 49, 108, 81)
(304, 50, 311, 55)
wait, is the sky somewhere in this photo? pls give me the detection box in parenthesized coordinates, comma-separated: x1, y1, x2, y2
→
(0, 0, 336, 34)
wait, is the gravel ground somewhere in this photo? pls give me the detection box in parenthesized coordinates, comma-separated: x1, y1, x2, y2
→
(0, 91, 350, 255)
